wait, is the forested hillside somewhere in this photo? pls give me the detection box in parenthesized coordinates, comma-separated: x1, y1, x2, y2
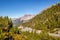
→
(22, 3, 60, 30)
(1, 16, 60, 40)
(0, 16, 13, 40)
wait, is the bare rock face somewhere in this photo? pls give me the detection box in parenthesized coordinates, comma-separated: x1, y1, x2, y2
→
(20, 14, 34, 21)
(12, 14, 35, 25)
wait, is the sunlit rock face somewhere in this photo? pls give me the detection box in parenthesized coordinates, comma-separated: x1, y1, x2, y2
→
(12, 14, 35, 25)
(20, 14, 34, 21)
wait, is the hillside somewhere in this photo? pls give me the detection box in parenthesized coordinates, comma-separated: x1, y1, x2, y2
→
(21, 3, 60, 30)
(0, 3, 60, 40)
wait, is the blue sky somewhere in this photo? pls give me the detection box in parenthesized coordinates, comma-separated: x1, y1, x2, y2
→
(0, 0, 60, 18)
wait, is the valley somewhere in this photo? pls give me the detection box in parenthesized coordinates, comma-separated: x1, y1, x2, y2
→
(0, 2, 60, 40)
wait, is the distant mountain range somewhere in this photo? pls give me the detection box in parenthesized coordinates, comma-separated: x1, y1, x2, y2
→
(12, 14, 35, 26)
